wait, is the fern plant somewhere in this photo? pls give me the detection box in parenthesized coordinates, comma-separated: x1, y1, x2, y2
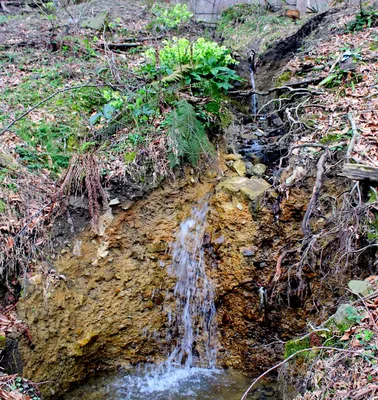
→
(166, 100, 214, 167)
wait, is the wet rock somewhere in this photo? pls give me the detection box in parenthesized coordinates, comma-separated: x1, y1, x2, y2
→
(216, 177, 271, 204)
(348, 280, 373, 297)
(251, 163, 267, 177)
(240, 247, 254, 257)
(225, 153, 243, 161)
(109, 198, 120, 206)
(241, 133, 258, 141)
(247, 154, 263, 165)
(231, 159, 247, 176)
(333, 304, 359, 326)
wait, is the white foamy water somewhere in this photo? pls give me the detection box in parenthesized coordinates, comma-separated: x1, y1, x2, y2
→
(167, 198, 217, 369)
(113, 198, 219, 398)
(250, 69, 258, 115)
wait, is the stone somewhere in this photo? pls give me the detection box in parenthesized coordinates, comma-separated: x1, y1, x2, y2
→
(80, 12, 108, 30)
(103, 270, 115, 282)
(205, 170, 217, 179)
(240, 247, 254, 257)
(333, 304, 359, 326)
(216, 177, 271, 204)
(29, 274, 42, 286)
(271, 116, 284, 127)
(348, 280, 373, 297)
(69, 196, 88, 210)
(146, 241, 168, 253)
(109, 198, 120, 206)
(231, 159, 247, 177)
(122, 200, 133, 211)
(247, 154, 262, 165)
(241, 133, 258, 141)
(251, 163, 267, 176)
(224, 153, 242, 161)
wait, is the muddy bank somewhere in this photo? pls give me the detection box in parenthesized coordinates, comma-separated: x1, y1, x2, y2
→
(16, 153, 338, 398)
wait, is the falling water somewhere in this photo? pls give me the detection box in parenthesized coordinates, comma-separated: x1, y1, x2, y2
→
(166, 198, 217, 369)
(250, 68, 258, 115)
(93, 198, 219, 399)
(63, 200, 281, 399)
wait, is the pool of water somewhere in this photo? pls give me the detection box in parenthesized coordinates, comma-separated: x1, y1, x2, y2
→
(62, 366, 281, 400)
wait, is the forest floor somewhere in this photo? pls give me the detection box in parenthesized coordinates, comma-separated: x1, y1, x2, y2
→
(0, 0, 378, 399)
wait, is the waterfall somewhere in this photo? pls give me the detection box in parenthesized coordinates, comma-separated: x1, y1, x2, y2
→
(166, 198, 217, 369)
(250, 68, 258, 115)
(115, 198, 219, 398)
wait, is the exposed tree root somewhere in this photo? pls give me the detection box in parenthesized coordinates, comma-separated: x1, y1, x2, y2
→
(301, 150, 328, 238)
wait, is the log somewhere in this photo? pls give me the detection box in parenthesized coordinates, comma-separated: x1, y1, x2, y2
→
(340, 163, 378, 182)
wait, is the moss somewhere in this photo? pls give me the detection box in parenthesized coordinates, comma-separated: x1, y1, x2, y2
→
(275, 70, 292, 86)
(0, 334, 6, 350)
(284, 337, 310, 358)
(370, 41, 378, 51)
(320, 133, 344, 144)
(0, 199, 6, 213)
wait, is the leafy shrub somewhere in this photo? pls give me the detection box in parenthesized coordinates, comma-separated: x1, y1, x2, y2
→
(346, 10, 378, 32)
(147, 37, 236, 70)
(149, 3, 193, 31)
(145, 37, 241, 96)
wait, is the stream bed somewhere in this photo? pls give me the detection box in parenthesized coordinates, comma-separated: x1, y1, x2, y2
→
(62, 367, 281, 400)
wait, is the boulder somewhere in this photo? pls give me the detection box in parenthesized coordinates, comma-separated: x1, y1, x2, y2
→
(348, 280, 373, 297)
(251, 163, 267, 176)
(224, 153, 242, 161)
(216, 177, 271, 205)
(231, 159, 247, 177)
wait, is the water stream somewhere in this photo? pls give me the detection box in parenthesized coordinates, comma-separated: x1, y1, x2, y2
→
(250, 68, 258, 115)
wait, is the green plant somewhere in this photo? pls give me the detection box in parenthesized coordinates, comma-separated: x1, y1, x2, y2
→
(0, 199, 6, 213)
(149, 3, 193, 31)
(89, 90, 126, 125)
(284, 337, 310, 359)
(345, 306, 363, 324)
(144, 37, 241, 97)
(166, 100, 214, 167)
(346, 10, 378, 32)
(318, 68, 362, 88)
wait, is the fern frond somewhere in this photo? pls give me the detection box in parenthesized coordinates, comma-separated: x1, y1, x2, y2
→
(161, 64, 193, 84)
(167, 100, 214, 167)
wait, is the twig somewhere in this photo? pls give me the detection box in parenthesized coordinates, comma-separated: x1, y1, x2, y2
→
(346, 112, 359, 162)
(241, 346, 378, 400)
(302, 150, 328, 237)
(273, 248, 298, 282)
(229, 85, 324, 97)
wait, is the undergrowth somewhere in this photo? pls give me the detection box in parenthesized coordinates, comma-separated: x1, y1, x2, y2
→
(0, 2, 240, 286)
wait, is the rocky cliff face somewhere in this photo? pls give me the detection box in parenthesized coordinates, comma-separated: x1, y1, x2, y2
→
(16, 158, 327, 397)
